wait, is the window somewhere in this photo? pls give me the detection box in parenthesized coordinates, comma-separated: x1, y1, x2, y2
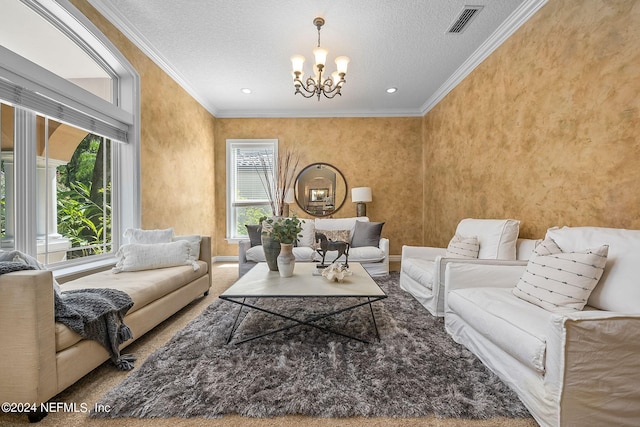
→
(0, 0, 140, 270)
(226, 139, 278, 241)
(0, 103, 113, 264)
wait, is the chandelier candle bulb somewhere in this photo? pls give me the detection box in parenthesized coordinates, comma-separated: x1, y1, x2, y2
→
(291, 55, 305, 73)
(313, 47, 328, 67)
(335, 56, 350, 74)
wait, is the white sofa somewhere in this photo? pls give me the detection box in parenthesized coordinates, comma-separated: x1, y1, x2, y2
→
(239, 216, 389, 277)
(400, 218, 535, 316)
(444, 226, 640, 427)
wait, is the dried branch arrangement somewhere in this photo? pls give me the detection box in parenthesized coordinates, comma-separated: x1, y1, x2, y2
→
(257, 147, 300, 217)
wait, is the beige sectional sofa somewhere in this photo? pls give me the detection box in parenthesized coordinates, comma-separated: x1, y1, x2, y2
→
(0, 236, 211, 417)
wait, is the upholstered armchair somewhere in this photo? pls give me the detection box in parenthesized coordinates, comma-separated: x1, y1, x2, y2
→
(400, 218, 538, 316)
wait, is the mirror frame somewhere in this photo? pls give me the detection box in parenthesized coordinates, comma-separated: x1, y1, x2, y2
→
(294, 163, 347, 217)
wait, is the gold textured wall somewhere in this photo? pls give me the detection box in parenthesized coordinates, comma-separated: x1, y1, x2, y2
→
(214, 118, 423, 258)
(423, 0, 640, 246)
(71, 1, 217, 243)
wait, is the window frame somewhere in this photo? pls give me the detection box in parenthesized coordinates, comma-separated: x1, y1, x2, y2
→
(0, 0, 140, 276)
(226, 139, 278, 243)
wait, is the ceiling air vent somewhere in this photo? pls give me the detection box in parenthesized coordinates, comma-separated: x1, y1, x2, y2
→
(447, 6, 483, 34)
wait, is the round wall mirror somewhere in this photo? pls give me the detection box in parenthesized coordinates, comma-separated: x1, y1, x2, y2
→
(294, 163, 347, 217)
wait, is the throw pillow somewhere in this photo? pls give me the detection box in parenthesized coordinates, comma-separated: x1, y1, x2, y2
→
(314, 229, 351, 249)
(124, 228, 174, 244)
(297, 219, 316, 248)
(445, 234, 480, 259)
(112, 240, 199, 273)
(512, 237, 608, 313)
(173, 234, 201, 260)
(245, 225, 262, 247)
(351, 221, 385, 248)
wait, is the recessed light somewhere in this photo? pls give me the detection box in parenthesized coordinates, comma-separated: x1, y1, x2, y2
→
(241, 88, 252, 94)
(386, 87, 397, 94)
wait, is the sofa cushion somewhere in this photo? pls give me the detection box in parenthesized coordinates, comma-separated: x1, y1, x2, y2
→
(351, 221, 384, 248)
(448, 287, 549, 374)
(513, 237, 608, 313)
(545, 226, 640, 312)
(455, 218, 520, 260)
(445, 234, 480, 259)
(123, 227, 173, 244)
(515, 238, 542, 261)
(245, 246, 315, 262)
(56, 260, 209, 352)
(401, 258, 435, 290)
(315, 247, 385, 264)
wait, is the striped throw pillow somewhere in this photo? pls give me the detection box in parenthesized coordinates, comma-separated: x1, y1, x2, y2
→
(513, 237, 608, 313)
(445, 234, 480, 259)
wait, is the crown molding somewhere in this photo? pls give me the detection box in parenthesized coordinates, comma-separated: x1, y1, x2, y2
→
(88, 0, 546, 120)
(420, 0, 547, 115)
(213, 109, 424, 119)
(87, 0, 219, 117)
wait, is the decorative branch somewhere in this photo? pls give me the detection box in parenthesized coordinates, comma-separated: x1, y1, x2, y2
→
(256, 147, 300, 217)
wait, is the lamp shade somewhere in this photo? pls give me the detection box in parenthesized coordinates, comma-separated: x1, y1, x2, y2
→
(351, 187, 372, 203)
(313, 47, 328, 67)
(335, 56, 350, 74)
(291, 55, 305, 73)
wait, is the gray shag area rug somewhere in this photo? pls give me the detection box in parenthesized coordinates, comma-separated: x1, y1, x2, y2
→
(92, 272, 530, 420)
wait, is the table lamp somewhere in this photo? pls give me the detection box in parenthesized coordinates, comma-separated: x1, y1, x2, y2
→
(283, 188, 296, 217)
(351, 187, 372, 217)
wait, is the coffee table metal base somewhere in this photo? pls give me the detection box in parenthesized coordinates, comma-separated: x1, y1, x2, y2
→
(221, 295, 386, 345)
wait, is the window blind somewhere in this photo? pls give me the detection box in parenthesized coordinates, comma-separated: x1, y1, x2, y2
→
(0, 78, 128, 143)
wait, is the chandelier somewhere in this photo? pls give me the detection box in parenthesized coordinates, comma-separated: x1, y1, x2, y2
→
(290, 17, 350, 100)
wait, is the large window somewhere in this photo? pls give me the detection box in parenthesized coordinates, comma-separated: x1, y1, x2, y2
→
(0, 0, 139, 270)
(226, 139, 277, 241)
(0, 103, 113, 264)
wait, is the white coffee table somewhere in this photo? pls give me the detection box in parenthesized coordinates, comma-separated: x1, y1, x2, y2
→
(220, 262, 387, 344)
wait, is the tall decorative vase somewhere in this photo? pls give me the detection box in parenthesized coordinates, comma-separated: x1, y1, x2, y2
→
(261, 235, 281, 271)
(277, 243, 296, 278)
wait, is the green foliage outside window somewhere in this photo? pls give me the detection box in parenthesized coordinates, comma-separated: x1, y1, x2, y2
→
(235, 205, 271, 237)
(57, 134, 111, 258)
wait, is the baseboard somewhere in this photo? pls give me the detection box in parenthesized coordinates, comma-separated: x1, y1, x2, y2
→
(213, 256, 238, 263)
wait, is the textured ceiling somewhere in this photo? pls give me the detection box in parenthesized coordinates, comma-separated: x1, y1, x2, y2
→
(86, 0, 544, 118)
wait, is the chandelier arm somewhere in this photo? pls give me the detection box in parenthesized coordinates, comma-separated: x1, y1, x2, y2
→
(322, 88, 343, 99)
(293, 78, 320, 98)
(293, 72, 318, 96)
(294, 87, 318, 98)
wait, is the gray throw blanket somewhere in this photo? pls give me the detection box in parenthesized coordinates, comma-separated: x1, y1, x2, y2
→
(0, 261, 35, 275)
(0, 250, 136, 370)
(55, 288, 137, 370)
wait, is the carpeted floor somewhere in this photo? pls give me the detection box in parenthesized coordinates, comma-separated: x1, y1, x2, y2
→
(0, 263, 538, 427)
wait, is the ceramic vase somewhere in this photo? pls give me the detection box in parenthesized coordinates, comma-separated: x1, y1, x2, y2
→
(277, 243, 295, 278)
(261, 234, 281, 271)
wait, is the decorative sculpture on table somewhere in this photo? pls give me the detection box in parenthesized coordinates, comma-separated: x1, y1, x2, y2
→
(322, 263, 352, 282)
(315, 232, 349, 268)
